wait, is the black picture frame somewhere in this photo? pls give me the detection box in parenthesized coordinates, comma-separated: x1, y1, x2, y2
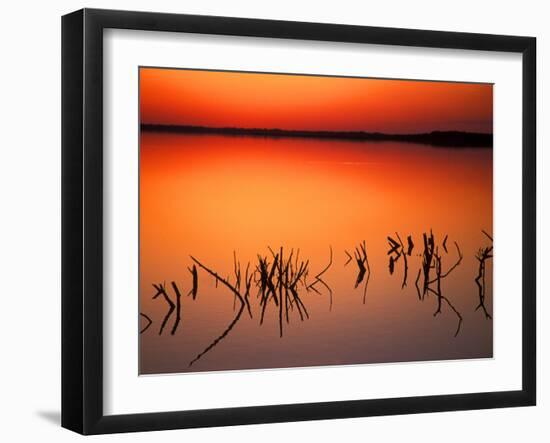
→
(62, 8, 536, 435)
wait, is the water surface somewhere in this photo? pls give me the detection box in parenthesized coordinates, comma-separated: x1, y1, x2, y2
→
(139, 132, 493, 374)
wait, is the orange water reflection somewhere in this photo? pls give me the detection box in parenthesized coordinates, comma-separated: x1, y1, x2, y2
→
(139, 132, 493, 374)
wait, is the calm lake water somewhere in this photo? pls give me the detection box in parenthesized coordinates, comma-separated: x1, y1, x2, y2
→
(139, 132, 493, 375)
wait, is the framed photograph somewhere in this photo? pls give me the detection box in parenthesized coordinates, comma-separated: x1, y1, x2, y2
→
(62, 8, 536, 434)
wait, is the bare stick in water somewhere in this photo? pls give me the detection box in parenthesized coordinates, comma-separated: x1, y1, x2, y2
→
(152, 283, 175, 335)
(170, 281, 183, 335)
(308, 246, 333, 310)
(475, 230, 493, 319)
(139, 313, 152, 334)
(350, 241, 371, 304)
(187, 264, 198, 300)
(429, 242, 464, 337)
(188, 255, 247, 367)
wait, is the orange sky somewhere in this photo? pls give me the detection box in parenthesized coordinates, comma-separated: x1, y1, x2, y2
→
(140, 67, 493, 134)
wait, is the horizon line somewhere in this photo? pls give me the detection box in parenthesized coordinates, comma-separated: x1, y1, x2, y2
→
(140, 124, 493, 148)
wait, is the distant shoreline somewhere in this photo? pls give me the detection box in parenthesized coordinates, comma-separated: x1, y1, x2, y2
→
(140, 124, 493, 148)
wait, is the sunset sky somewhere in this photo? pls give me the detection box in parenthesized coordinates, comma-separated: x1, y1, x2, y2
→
(139, 67, 493, 134)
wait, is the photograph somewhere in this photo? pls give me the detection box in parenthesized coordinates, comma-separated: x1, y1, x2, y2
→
(138, 67, 494, 375)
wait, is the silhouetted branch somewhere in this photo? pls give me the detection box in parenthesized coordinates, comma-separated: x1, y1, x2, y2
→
(188, 255, 247, 366)
(430, 243, 463, 336)
(254, 247, 315, 335)
(152, 283, 175, 335)
(442, 296, 463, 337)
(243, 262, 253, 319)
(308, 246, 333, 310)
(388, 233, 410, 288)
(312, 246, 333, 281)
(363, 249, 371, 305)
(278, 247, 284, 337)
(482, 230, 493, 242)
(187, 264, 198, 300)
(416, 232, 463, 336)
(428, 241, 462, 282)
(349, 241, 371, 304)
(396, 233, 408, 288)
(414, 269, 422, 300)
(189, 302, 245, 367)
(170, 281, 183, 335)
(475, 231, 493, 320)
(389, 254, 397, 275)
(139, 313, 152, 334)
(387, 236, 400, 255)
(190, 256, 245, 305)
(420, 230, 435, 300)
(406, 235, 414, 256)
(429, 285, 463, 337)
(353, 250, 367, 288)
(344, 250, 353, 266)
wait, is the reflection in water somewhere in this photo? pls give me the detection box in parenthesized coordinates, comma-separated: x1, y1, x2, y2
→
(139, 313, 152, 334)
(417, 231, 436, 301)
(150, 279, 199, 336)
(413, 231, 464, 337)
(151, 283, 175, 335)
(143, 246, 339, 365)
(256, 247, 313, 337)
(187, 246, 335, 366)
(139, 134, 493, 374)
(187, 264, 198, 300)
(306, 247, 333, 311)
(268, 246, 309, 337)
(475, 230, 493, 320)
(143, 234, 482, 363)
(188, 254, 251, 367)
(345, 241, 371, 304)
(169, 281, 183, 335)
(387, 233, 413, 288)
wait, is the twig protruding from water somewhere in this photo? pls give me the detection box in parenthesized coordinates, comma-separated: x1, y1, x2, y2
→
(139, 312, 152, 334)
(152, 283, 175, 335)
(475, 230, 493, 320)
